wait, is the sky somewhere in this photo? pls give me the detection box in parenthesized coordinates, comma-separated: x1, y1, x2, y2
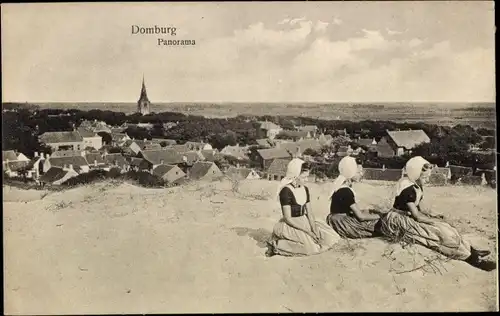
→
(1, 2, 495, 103)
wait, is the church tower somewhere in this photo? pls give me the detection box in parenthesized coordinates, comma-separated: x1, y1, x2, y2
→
(137, 76, 151, 115)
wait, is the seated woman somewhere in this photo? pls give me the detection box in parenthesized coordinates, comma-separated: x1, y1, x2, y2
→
(326, 156, 383, 239)
(379, 156, 495, 271)
(267, 158, 341, 257)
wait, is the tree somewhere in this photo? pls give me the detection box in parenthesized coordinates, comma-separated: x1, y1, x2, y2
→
(17, 166, 30, 183)
(97, 132, 113, 145)
(479, 137, 495, 150)
(303, 148, 318, 156)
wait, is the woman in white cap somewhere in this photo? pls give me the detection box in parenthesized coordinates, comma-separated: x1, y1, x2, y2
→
(326, 156, 383, 239)
(267, 158, 341, 257)
(379, 156, 495, 271)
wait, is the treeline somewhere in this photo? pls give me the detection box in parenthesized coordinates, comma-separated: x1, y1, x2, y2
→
(1, 106, 496, 169)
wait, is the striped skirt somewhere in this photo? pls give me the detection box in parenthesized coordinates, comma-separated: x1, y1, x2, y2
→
(270, 215, 341, 257)
(379, 210, 472, 260)
(326, 213, 382, 239)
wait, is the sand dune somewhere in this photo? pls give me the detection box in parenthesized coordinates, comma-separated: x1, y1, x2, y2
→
(3, 179, 498, 313)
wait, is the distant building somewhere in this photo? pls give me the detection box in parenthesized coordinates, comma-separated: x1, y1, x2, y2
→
(385, 129, 431, 156)
(220, 144, 250, 161)
(188, 161, 223, 181)
(152, 164, 186, 184)
(256, 148, 291, 170)
(259, 121, 283, 140)
(137, 76, 151, 115)
(373, 137, 397, 158)
(185, 141, 212, 151)
(139, 149, 184, 169)
(79, 130, 104, 149)
(225, 166, 261, 180)
(39, 131, 84, 151)
(44, 156, 90, 174)
(296, 125, 318, 138)
(39, 166, 78, 186)
(265, 158, 292, 181)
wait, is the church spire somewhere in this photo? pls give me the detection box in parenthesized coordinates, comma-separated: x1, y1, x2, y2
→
(139, 75, 149, 102)
(137, 75, 151, 115)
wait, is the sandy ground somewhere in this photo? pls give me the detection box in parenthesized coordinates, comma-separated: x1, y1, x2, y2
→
(3, 179, 498, 314)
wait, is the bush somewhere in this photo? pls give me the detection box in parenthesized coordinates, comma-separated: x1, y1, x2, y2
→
(63, 169, 108, 186)
(122, 170, 166, 188)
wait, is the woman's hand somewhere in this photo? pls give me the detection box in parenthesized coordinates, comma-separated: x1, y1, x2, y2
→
(419, 218, 435, 225)
(311, 225, 322, 239)
(306, 229, 321, 243)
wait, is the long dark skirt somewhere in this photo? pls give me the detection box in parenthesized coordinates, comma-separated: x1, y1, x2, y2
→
(326, 213, 382, 239)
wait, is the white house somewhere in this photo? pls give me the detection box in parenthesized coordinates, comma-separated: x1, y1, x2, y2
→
(44, 155, 90, 174)
(78, 128, 103, 150)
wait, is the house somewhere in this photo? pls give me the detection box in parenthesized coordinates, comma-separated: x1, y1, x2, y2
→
(277, 130, 311, 141)
(362, 168, 403, 181)
(385, 129, 431, 156)
(152, 164, 186, 184)
(86, 152, 106, 169)
(220, 144, 250, 161)
(297, 125, 318, 138)
(51, 150, 85, 158)
(356, 138, 377, 148)
(4, 160, 33, 178)
(256, 148, 291, 170)
(277, 140, 322, 158)
(188, 161, 223, 181)
(225, 166, 261, 180)
(111, 133, 131, 146)
(139, 149, 184, 169)
(256, 139, 273, 148)
(151, 138, 177, 146)
(77, 127, 103, 150)
(80, 119, 112, 134)
(38, 166, 78, 186)
(182, 151, 206, 166)
(2, 150, 18, 162)
(185, 141, 212, 151)
(201, 149, 219, 162)
(169, 144, 190, 153)
(265, 158, 292, 181)
(103, 154, 130, 172)
(122, 140, 143, 155)
(128, 158, 152, 171)
(39, 131, 84, 151)
(143, 143, 162, 151)
(373, 138, 397, 158)
(259, 121, 283, 139)
(44, 156, 90, 174)
(16, 152, 30, 162)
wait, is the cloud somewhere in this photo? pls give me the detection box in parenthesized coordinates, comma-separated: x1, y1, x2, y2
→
(314, 20, 329, 32)
(2, 10, 494, 103)
(333, 17, 343, 25)
(386, 28, 403, 35)
(289, 17, 306, 25)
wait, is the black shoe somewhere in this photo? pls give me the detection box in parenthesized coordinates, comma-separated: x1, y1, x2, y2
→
(472, 247, 491, 258)
(475, 260, 497, 272)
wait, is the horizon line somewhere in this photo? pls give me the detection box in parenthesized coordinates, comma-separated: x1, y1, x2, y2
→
(2, 101, 496, 105)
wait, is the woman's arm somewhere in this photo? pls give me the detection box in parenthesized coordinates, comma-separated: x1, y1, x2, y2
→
(417, 204, 444, 219)
(350, 203, 381, 222)
(304, 202, 318, 231)
(408, 202, 434, 224)
(282, 205, 313, 235)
